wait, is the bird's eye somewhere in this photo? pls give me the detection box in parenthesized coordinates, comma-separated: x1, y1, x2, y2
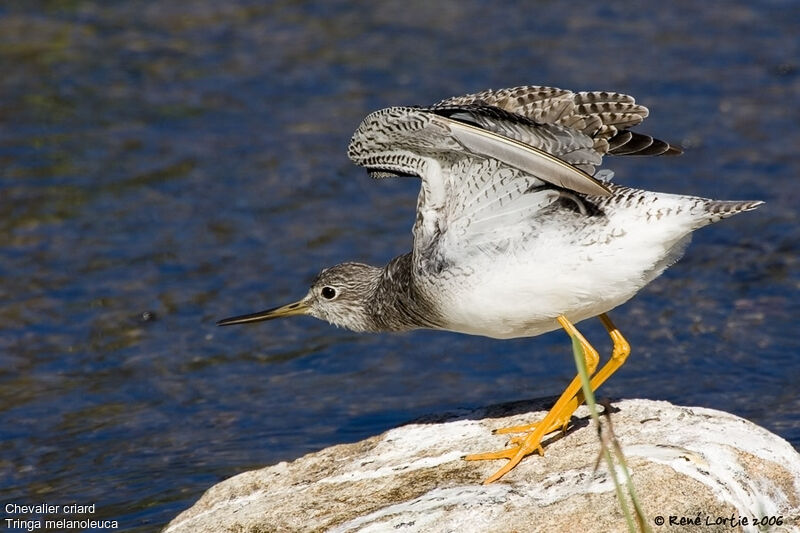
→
(321, 286, 337, 300)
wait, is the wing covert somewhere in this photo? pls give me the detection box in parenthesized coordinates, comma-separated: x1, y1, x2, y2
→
(347, 106, 590, 270)
(347, 106, 610, 198)
(346, 86, 681, 273)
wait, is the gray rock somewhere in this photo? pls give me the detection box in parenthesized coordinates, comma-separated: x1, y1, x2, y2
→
(164, 399, 800, 532)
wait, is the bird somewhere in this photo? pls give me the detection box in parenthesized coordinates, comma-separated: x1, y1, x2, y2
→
(217, 85, 763, 484)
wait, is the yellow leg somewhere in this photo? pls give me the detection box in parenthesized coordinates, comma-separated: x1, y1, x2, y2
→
(589, 314, 631, 391)
(465, 313, 631, 484)
(494, 313, 630, 435)
(465, 315, 600, 483)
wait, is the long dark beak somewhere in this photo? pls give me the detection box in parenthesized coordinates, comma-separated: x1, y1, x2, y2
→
(217, 299, 310, 326)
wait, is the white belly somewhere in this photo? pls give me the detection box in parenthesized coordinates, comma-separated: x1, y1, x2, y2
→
(429, 217, 694, 339)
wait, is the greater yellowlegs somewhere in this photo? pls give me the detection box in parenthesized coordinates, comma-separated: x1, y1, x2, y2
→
(218, 85, 762, 483)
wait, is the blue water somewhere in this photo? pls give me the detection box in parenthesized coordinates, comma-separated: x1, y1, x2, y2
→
(1, 1, 798, 531)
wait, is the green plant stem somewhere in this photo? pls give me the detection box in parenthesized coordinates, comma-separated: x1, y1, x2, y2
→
(570, 335, 637, 533)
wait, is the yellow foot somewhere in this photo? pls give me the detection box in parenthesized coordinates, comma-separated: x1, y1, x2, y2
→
(463, 313, 630, 484)
(493, 413, 572, 436)
(465, 427, 550, 484)
(464, 442, 544, 462)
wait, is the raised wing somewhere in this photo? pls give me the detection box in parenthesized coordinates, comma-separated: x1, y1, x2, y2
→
(347, 106, 605, 270)
(346, 86, 681, 271)
(347, 106, 610, 198)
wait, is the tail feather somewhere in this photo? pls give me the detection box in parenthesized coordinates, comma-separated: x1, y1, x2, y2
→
(703, 200, 764, 225)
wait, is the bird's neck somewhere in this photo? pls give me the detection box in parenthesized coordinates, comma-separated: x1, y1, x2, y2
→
(367, 253, 441, 332)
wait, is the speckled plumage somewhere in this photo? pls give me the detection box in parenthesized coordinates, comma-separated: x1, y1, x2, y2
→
(338, 86, 760, 338)
(215, 84, 763, 486)
(220, 85, 762, 339)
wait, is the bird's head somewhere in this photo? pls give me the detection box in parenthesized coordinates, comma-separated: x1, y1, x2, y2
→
(217, 262, 382, 332)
